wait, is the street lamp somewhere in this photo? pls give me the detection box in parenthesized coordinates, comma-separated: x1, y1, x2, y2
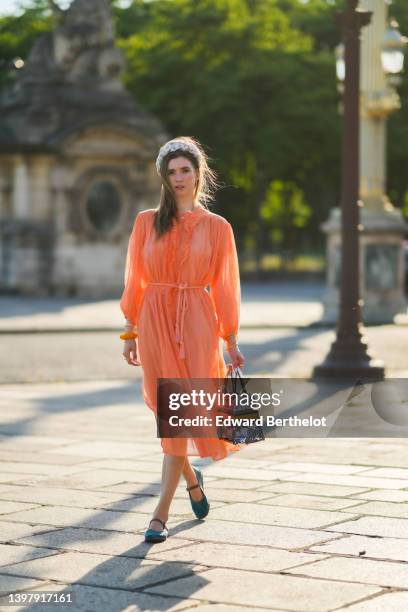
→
(336, 18, 406, 90)
(313, 0, 384, 381)
(381, 19, 406, 78)
(336, 42, 345, 83)
(321, 1, 407, 329)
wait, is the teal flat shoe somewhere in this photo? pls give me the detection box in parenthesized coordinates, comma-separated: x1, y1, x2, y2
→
(187, 466, 210, 519)
(144, 518, 168, 543)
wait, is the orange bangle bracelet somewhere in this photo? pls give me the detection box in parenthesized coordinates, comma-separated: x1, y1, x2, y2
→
(120, 331, 138, 340)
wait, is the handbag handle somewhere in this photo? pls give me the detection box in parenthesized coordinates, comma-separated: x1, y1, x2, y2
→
(227, 365, 248, 395)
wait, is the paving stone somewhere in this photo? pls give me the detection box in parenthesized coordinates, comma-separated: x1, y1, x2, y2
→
(203, 466, 299, 481)
(0, 501, 40, 515)
(98, 495, 225, 515)
(258, 494, 364, 511)
(41, 441, 155, 459)
(285, 555, 408, 588)
(0, 487, 137, 509)
(200, 488, 278, 503)
(256, 482, 372, 497)
(0, 485, 209, 515)
(0, 435, 78, 449)
(283, 472, 408, 490)
(33, 469, 163, 490)
(0, 443, 65, 456)
(0, 543, 60, 568)
(350, 489, 408, 503)
(5, 506, 155, 532)
(338, 501, 408, 519)
(325, 516, 408, 539)
(96, 482, 163, 496)
(309, 534, 408, 562)
(145, 566, 380, 611)
(358, 467, 408, 479)
(0, 574, 48, 595)
(0, 476, 55, 487)
(0, 462, 90, 477)
(184, 606, 273, 612)
(0, 450, 100, 466)
(170, 518, 339, 549)
(0, 485, 20, 493)
(148, 540, 328, 571)
(195, 478, 269, 490)
(0, 473, 50, 485)
(209, 502, 357, 529)
(136, 452, 173, 463)
(216, 458, 277, 469)
(15, 526, 193, 556)
(0, 551, 206, 590)
(0, 582, 191, 612)
(106, 483, 216, 501)
(240, 442, 293, 457)
(344, 591, 408, 611)
(370, 455, 408, 465)
(0, 521, 56, 543)
(81, 459, 164, 473)
(269, 462, 370, 475)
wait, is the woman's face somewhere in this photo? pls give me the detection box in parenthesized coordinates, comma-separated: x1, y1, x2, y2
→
(166, 156, 197, 200)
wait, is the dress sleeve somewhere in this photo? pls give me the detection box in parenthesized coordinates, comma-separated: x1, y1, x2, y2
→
(119, 212, 147, 326)
(210, 220, 241, 341)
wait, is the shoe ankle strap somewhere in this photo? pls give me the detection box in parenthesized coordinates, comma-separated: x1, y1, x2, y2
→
(149, 517, 167, 530)
(186, 483, 200, 492)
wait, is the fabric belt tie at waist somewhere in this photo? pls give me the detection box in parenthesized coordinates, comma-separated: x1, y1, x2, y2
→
(148, 282, 206, 359)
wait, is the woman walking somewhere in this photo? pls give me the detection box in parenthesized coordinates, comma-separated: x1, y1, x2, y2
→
(120, 136, 245, 543)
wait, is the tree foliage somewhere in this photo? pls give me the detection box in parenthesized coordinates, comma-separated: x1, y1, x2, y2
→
(116, 0, 341, 258)
(0, 0, 52, 89)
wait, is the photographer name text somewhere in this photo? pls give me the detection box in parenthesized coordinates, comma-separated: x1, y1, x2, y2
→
(168, 415, 327, 427)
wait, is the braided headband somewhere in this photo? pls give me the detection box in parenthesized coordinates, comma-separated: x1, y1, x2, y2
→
(156, 140, 201, 173)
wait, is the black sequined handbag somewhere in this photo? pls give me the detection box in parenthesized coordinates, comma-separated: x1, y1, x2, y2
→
(216, 367, 265, 445)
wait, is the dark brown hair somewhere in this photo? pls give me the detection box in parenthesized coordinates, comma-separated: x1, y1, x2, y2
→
(153, 136, 219, 239)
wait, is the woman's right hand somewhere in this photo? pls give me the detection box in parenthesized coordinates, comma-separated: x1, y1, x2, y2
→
(122, 338, 141, 366)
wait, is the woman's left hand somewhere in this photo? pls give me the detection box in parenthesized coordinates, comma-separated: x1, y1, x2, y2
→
(227, 345, 245, 370)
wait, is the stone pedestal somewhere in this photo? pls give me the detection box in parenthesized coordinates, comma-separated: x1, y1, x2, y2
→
(322, 206, 407, 323)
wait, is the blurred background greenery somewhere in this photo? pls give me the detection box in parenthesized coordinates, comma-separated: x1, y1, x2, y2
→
(1, 0, 407, 277)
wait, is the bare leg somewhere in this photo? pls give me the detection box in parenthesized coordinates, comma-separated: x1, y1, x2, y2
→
(149, 454, 185, 531)
(182, 456, 204, 502)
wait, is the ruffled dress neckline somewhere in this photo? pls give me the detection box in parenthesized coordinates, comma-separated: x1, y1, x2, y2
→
(177, 205, 206, 219)
(165, 205, 207, 273)
(175, 205, 207, 232)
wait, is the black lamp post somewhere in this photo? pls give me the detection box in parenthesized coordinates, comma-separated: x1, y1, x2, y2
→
(313, 0, 385, 381)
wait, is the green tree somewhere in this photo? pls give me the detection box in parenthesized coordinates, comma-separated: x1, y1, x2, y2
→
(260, 179, 311, 267)
(0, 0, 52, 90)
(118, 0, 340, 268)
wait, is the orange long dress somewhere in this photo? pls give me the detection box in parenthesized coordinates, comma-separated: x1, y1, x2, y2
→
(120, 204, 242, 460)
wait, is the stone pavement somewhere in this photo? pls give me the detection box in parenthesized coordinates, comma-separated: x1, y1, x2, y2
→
(1, 381, 408, 611)
(0, 282, 408, 610)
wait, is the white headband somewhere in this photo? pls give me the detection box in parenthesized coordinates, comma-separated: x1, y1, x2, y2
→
(156, 140, 201, 173)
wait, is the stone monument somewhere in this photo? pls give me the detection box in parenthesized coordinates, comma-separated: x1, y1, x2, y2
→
(0, 0, 167, 296)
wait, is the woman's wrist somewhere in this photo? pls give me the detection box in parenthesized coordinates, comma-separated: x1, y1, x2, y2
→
(224, 333, 238, 350)
(120, 331, 138, 340)
(124, 319, 138, 331)
(120, 320, 138, 340)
